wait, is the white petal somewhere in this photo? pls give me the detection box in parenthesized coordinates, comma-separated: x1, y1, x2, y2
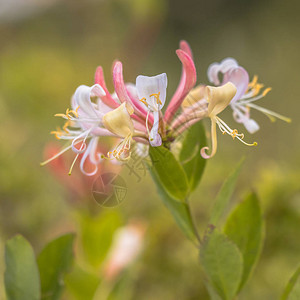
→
(149, 111, 162, 146)
(136, 73, 167, 111)
(79, 138, 99, 176)
(219, 58, 239, 73)
(243, 118, 260, 134)
(149, 133, 162, 147)
(74, 84, 105, 117)
(207, 63, 221, 85)
(207, 58, 239, 85)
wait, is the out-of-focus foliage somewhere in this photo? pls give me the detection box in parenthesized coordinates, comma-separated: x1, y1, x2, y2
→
(0, 0, 299, 299)
(37, 233, 75, 300)
(4, 235, 40, 300)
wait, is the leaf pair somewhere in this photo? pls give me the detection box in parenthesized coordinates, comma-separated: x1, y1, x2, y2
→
(4, 234, 75, 300)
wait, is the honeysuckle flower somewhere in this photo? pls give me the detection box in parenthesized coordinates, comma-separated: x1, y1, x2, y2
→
(136, 73, 167, 146)
(42, 39, 290, 173)
(201, 82, 257, 159)
(41, 84, 116, 176)
(207, 58, 291, 133)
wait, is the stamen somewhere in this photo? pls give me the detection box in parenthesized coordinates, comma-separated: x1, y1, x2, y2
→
(139, 97, 148, 107)
(63, 121, 70, 133)
(145, 110, 151, 139)
(54, 113, 68, 119)
(50, 130, 62, 140)
(215, 116, 257, 147)
(262, 87, 272, 97)
(68, 130, 90, 175)
(150, 92, 162, 105)
(247, 103, 291, 123)
(102, 134, 132, 162)
(248, 75, 258, 88)
(40, 142, 79, 166)
(55, 106, 80, 120)
(252, 83, 264, 97)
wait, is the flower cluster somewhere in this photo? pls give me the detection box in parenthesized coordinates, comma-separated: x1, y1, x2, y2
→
(42, 41, 290, 174)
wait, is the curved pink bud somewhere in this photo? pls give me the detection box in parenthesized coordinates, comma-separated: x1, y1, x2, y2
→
(94, 66, 119, 109)
(113, 61, 153, 124)
(164, 49, 197, 123)
(179, 40, 193, 59)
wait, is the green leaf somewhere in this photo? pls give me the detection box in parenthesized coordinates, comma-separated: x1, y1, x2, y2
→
(281, 266, 300, 300)
(149, 167, 199, 244)
(179, 121, 207, 191)
(200, 230, 243, 300)
(64, 264, 100, 300)
(224, 193, 264, 292)
(37, 233, 75, 300)
(79, 211, 122, 268)
(4, 235, 41, 300)
(205, 282, 223, 300)
(149, 145, 189, 201)
(209, 158, 244, 226)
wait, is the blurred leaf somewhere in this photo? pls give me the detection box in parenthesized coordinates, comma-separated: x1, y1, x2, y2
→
(205, 282, 223, 300)
(65, 264, 100, 300)
(107, 270, 135, 300)
(200, 230, 243, 300)
(281, 266, 300, 300)
(37, 233, 75, 300)
(224, 193, 264, 292)
(79, 211, 122, 268)
(209, 158, 244, 226)
(4, 235, 41, 300)
(179, 121, 207, 191)
(149, 167, 199, 244)
(149, 146, 189, 201)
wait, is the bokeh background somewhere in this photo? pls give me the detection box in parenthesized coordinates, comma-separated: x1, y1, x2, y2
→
(0, 0, 299, 299)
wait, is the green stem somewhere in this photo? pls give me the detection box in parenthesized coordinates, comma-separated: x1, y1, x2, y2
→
(186, 198, 202, 248)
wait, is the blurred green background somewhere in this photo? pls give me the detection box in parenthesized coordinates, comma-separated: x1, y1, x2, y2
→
(0, 0, 299, 299)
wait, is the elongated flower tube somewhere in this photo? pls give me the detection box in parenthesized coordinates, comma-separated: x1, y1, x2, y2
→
(207, 58, 291, 133)
(201, 82, 257, 159)
(103, 102, 135, 161)
(136, 73, 167, 146)
(164, 41, 197, 123)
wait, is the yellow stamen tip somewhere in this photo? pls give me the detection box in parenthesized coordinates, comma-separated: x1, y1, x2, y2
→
(254, 142, 258, 146)
(262, 87, 272, 97)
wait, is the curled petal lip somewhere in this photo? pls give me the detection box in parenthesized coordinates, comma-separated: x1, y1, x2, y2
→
(74, 84, 105, 118)
(223, 67, 249, 104)
(207, 57, 239, 85)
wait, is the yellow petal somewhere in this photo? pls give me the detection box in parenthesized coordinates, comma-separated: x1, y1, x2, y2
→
(181, 85, 206, 108)
(206, 82, 237, 116)
(103, 102, 134, 138)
